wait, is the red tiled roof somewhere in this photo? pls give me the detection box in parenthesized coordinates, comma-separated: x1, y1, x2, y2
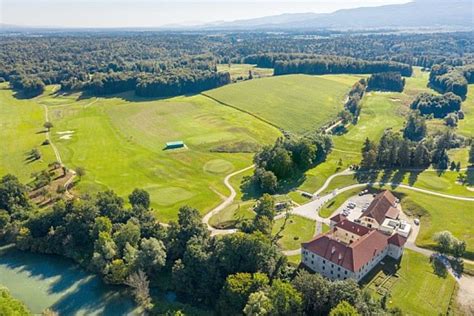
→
(335, 219, 370, 236)
(388, 233, 407, 247)
(385, 206, 400, 219)
(361, 190, 398, 225)
(302, 228, 398, 272)
(330, 213, 346, 223)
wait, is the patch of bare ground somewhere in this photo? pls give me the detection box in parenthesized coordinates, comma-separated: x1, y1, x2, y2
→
(457, 276, 474, 315)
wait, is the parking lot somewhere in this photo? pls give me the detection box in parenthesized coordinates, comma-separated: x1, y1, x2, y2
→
(333, 192, 374, 222)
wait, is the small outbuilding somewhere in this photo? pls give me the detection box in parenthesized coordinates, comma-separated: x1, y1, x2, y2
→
(165, 141, 185, 149)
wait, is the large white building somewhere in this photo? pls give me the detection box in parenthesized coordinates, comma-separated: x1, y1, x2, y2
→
(302, 215, 407, 282)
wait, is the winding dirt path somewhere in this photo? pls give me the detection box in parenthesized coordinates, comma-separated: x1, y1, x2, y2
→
(202, 165, 254, 235)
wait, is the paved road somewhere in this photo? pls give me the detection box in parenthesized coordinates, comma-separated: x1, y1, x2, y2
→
(202, 165, 254, 236)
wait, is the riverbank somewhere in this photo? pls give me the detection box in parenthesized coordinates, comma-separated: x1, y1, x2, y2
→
(0, 244, 138, 315)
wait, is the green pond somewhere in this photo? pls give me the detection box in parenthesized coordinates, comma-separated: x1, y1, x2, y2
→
(0, 244, 138, 315)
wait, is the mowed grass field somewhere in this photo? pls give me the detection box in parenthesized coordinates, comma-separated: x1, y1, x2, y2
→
(299, 68, 474, 196)
(395, 188, 474, 259)
(0, 84, 56, 182)
(458, 84, 474, 137)
(205, 74, 363, 133)
(0, 86, 281, 221)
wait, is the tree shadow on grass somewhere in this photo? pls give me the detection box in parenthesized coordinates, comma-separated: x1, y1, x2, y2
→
(389, 169, 408, 189)
(466, 167, 474, 187)
(380, 169, 394, 186)
(408, 170, 423, 186)
(354, 169, 379, 184)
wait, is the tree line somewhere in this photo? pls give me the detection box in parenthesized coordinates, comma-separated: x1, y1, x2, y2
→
(361, 129, 466, 170)
(343, 79, 367, 123)
(2, 32, 472, 98)
(62, 69, 231, 98)
(367, 72, 405, 92)
(273, 56, 413, 77)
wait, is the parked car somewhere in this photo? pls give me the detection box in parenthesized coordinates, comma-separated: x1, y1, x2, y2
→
(414, 218, 420, 225)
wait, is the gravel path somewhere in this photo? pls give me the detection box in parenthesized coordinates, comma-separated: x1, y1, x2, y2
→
(202, 165, 254, 236)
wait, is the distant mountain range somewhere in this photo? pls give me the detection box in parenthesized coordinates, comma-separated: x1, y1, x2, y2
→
(200, 0, 473, 31)
(1, 0, 472, 33)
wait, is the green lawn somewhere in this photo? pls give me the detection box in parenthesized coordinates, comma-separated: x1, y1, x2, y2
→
(272, 215, 315, 250)
(298, 68, 474, 197)
(205, 74, 362, 133)
(208, 200, 255, 229)
(393, 188, 474, 259)
(458, 84, 474, 137)
(0, 86, 281, 221)
(363, 250, 456, 316)
(0, 84, 56, 183)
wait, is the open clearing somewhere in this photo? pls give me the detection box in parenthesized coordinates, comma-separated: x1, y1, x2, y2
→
(205, 74, 362, 133)
(217, 63, 273, 80)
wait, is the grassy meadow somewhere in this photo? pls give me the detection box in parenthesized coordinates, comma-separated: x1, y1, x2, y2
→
(205, 74, 363, 133)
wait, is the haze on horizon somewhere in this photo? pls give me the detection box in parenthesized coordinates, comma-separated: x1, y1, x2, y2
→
(1, 0, 412, 28)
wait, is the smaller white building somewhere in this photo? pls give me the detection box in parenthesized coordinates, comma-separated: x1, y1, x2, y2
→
(380, 218, 412, 238)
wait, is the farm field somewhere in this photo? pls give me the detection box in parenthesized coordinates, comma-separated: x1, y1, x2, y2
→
(363, 249, 457, 315)
(0, 84, 56, 182)
(205, 74, 363, 133)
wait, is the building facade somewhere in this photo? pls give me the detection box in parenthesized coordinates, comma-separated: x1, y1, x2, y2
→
(301, 219, 406, 282)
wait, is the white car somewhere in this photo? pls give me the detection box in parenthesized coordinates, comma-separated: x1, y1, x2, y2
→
(414, 218, 420, 225)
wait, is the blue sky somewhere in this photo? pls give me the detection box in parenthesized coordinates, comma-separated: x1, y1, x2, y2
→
(1, 0, 411, 28)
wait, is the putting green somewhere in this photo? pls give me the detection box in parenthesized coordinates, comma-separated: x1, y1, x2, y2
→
(203, 159, 234, 174)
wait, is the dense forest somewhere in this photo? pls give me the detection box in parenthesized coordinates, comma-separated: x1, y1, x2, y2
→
(410, 92, 462, 118)
(0, 174, 403, 315)
(429, 64, 474, 99)
(1, 31, 473, 98)
(367, 72, 405, 92)
(273, 56, 412, 77)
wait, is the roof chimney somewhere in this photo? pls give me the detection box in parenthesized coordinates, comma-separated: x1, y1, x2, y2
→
(331, 246, 336, 254)
(338, 253, 342, 260)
